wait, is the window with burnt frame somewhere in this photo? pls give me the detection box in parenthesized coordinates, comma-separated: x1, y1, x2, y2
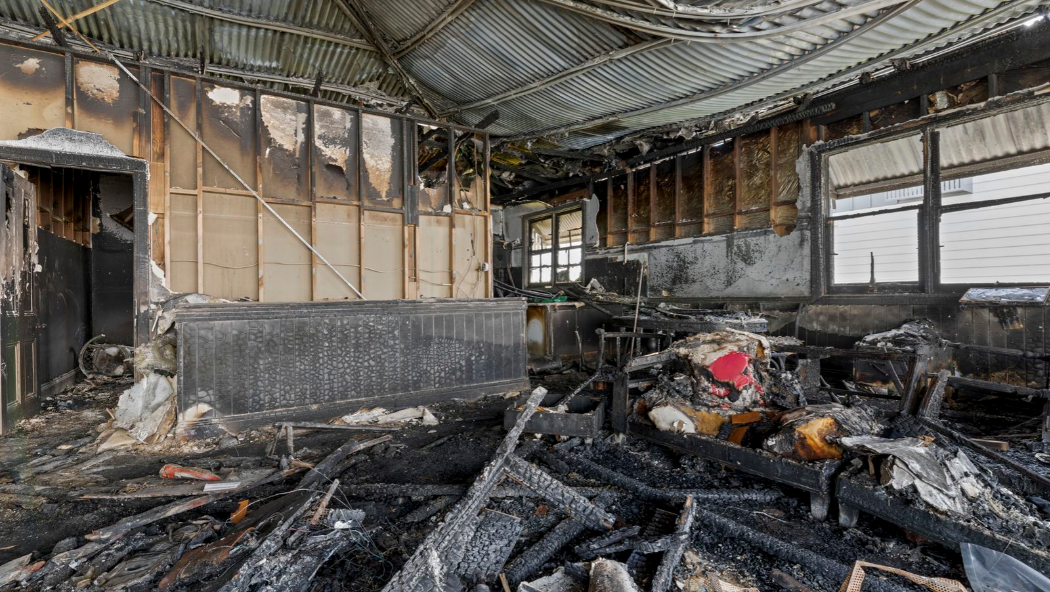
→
(527, 208, 583, 287)
(823, 98, 1050, 293)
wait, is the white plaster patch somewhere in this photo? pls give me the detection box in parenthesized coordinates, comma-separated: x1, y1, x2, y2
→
(75, 62, 121, 104)
(361, 114, 395, 198)
(15, 58, 40, 75)
(313, 106, 350, 170)
(260, 95, 306, 153)
(206, 86, 244, 106)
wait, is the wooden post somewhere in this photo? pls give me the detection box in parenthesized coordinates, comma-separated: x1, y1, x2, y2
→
(673, 155, 683, 238)
(733, 138, 742, 231)
(769, 127, 778, 228)
(195, 78, 205, 294)
(254, 89, 265, 302)
(162, 73, 172, 288)
(307, 100, 317, 301)
(701, 146, 711, 234)
(649, 164, 657, 243)
(626, 168, 635, 244)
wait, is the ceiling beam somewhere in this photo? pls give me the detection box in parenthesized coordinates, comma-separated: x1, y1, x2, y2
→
(31, 0, 122, 41)
(333, 0, 442, 118)
(490, 162, 555, 184)
(509, 0, 1039, 144)
(146, 0, 375, 50)
(442, 39, 673, 117)
(529, 0, 908, 43)
(393, 0, 477, 59)
(206, 65, 409, 106)
(503, 0, 926, 142)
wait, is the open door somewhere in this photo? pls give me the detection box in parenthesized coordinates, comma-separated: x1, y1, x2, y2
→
(1, 164, 39, 433)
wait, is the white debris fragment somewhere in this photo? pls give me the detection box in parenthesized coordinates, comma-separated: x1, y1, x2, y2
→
(340, 406, 440, 426)
(113, 373, 176, 443)
(421, 408, 439, 426)
(647, 405, 696, 434)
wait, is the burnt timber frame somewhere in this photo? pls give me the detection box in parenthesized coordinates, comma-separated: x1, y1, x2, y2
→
(835, 473, 1050, 574)
(0, 134, 150, 349)
(604, 340, 844, 520)
(808, 87, 1050, 300)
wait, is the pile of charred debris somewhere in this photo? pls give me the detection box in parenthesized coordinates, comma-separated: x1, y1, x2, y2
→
(2, 317, 1050, 591)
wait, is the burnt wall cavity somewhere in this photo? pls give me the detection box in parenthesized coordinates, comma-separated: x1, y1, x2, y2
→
(36, 229, 89, 385)
(91, 174, 134, 345)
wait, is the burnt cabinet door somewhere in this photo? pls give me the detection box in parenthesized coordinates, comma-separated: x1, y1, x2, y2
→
(1, 164, 39, 433)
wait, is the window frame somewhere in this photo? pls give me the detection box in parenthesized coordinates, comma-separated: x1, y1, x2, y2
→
(522, 202, 586, 289)
(814, 94, 1050, 298)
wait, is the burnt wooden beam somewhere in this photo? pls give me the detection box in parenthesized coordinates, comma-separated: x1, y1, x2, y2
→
(490, 162, 555, 185)
(333, 0, 441, 118)
(814, 22, 1050, 125)
(38, 7, 69, 47)
(530, 147, 608, 162)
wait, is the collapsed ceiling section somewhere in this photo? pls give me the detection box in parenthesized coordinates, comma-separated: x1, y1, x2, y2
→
(0, 0, 1043, 197)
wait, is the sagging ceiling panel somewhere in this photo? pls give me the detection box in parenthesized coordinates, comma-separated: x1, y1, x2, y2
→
(0, 0, 1042, 151)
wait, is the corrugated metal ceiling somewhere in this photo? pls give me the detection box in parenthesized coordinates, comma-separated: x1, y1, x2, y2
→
(829, 100, 1050, 190)
(0, 0, 1042, 148)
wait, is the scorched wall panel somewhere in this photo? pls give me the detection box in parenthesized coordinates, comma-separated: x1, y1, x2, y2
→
(175, 298, 528, 434)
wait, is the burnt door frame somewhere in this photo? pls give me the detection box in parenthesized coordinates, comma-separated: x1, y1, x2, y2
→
(0, 165, 39, 431)
(0, 131, 151, 359)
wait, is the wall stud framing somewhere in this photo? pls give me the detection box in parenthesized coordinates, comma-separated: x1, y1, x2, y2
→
(195, 77, 204, 293)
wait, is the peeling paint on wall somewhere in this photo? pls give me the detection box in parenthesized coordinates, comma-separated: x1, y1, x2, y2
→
(260, 95, 306, 155)
(205, 86, 253, 120)
(74, 62, 120, 104)
(314, 106, 350, 171)
(361, 113, 395, 198)
(15, 57, 40, 75)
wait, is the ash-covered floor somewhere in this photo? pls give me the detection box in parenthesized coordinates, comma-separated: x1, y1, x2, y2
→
(1, 369, 1026, 592)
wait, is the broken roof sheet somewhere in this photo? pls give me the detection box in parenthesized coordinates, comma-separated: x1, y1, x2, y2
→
(0, 0, 1043, 149)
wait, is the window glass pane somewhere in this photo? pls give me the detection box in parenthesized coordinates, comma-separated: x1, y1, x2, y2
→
(829, 134, 923, 216)
(529, 268, 541, 284)
(540, 267, 551, 283)
(940, 197, 1050, 283)
(541, 252, 551, 267)
(558, 248, 582, 268)
(940, 102, 1050, 175)
(941, 161, 1050, 206)
(557, 210, 583, 247)
(530, 254, 541, 268)
(567, 265, 582, 282)
(831, 184, 923, 217)
(530, 217, 553, 250)
(832, 209, 919, 284)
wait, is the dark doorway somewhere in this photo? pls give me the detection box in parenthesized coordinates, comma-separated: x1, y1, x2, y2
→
(21, 166, 135, 403)
(91, 174, 135, 345)
(0, 165, 40, 433)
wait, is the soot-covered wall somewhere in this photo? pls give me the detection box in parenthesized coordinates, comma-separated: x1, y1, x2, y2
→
(92, 174, 135, 345)
(36, 229, 89, 387)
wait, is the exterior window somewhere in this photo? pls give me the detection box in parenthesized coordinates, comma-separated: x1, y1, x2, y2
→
(938, 160, 1050, 284)
(828, 135, 922, 286)
(527, 208, 583, 287)
(822, 99, 1050, 293)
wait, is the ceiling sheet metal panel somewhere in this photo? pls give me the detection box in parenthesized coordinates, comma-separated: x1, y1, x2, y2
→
(423, 0, 864, 135)
(940, 102, 1050, 169)
(193, 0, 364, 37)
(0, 0, 406, 98)
(354, 0, 462, 42)
(398, 0, 630, 105)
(466, 37, 796, 134)
(828, 134, 924, 189)
(551, 0, 1040, 147)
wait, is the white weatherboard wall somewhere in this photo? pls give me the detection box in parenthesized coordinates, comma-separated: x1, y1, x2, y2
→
(832, 162, 1050, 285)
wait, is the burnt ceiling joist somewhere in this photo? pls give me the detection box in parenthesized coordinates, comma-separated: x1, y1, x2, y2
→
(0, 0, 1045, 202)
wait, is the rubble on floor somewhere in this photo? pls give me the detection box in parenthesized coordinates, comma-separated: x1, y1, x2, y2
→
(3, 320, 1050, 592)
